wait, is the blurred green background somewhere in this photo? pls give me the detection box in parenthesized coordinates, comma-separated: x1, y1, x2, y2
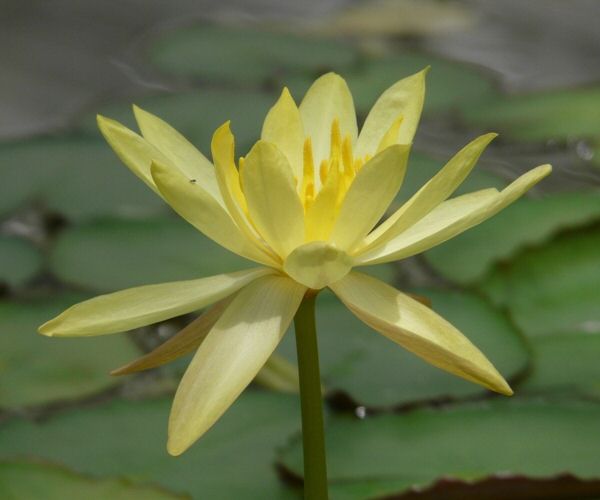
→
(1, 1, 600, 499)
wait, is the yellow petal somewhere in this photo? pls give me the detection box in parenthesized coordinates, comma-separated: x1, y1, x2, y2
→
(330, 272, 513, 395)
(151, 160, 278, 266)
(283, 241, 353, 289)
(111, 297, 232, 375)
(355, 68, 428, 158)
(362, 133, 497, 251)
(261, 88, 304, 180)
(38, 268, 273, 337)
(97, 115, 171, 195)
(330, 144, 410, 251)
(167, 275, 306, 455)
(254, 353, 299, 393)
(357, 164, 552, 265)
(241, 141, 305, 258)
(211, 123, 280, 263)
(133, 105, 223, 204)
(304, 159, 341, 241)
(299, 73, 358, 169)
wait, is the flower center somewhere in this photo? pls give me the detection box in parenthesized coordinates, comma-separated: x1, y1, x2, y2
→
(283, 241, 353, 289)
(299, 119, 370, 213)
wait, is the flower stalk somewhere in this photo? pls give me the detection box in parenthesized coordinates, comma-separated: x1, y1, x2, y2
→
(294, 291, 328, 499)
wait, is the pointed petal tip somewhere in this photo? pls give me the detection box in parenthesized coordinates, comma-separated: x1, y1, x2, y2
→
(37, 322, 54, 337)
(166, 439, 186, 457)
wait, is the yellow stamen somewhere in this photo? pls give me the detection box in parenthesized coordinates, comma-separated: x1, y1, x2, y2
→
(319, 159, 329, 185)
(342, 136, 353, 174)
(330, 118, 342, 161)
(302, 137, 315, 207)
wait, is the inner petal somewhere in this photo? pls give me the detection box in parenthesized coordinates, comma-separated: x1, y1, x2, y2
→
(283, 241, 353, 289)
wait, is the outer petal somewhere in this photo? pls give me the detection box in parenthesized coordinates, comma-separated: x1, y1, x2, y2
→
(330, 144, 410, 251)
(355, 68, 427, 158)
(261, 88, 304, 180)
(133, 106, 223, 204)
(357, 164, 552, 265)
(38, 268, 273, 337)
(299, 73, 358, 168)
(111, 298, 231, 375)
(151, 160, 278, 266)
(167, 275, 306, 455)
(97, 115, 171, 194)
(361, 133, 497, 251)
(241, 141, 305, 258)
(211, 123, 280, 263)
(330, 272, 512, 395)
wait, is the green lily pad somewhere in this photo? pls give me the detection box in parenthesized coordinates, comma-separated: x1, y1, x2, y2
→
(521, 333, 600, 399)
(0, 236, 42, 288)
(283, 52, 498, 117)
(0, 136, 163, 220)
(481, 228, 600, 337)
(79, 89, 275, 155)
(277, 288, 528, 408)
(49, 217, 251, 292)
(425, 191, 600, 285)
(0, 460, 184, 500)
(0, 294, 140, 409)
(147, 24, 356, 85)
(280, 400, 600, 498)
(0, 391, 300, 500)
(463, 86, 600, 142)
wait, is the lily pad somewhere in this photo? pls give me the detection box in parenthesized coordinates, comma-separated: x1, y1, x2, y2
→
(277, 288, 528, 408)
(481, 228, 600, 337)
(0, 391, 300, 500)
(0, 460, 184, 500)
(49, 217, 251, 292)
(463, 86, 600, 142)
(0, 236, 42, 288)
(147, 24, 356, 85)
(0, 136, 163, 220)
(78, 89, 275, 155)
(0, 294, 140, 409)
(425, 191, 600, 285)
(280, 400, 600, 498)
(521, 333, 600, 399)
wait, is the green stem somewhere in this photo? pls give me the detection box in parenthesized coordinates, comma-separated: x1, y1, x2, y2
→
(294, 292, 328, 500)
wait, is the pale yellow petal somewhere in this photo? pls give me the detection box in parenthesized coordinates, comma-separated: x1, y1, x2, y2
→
(355, 68, 427, 158)
(304, 161, 341, 241)
(283, 241, 353, 289)
(357, 188, 499, 264)
(133, 105, 223, 204)
(330, 272, 512, 395)
(38, 268, 273, 337)
(151, 160, 278, 266)
(241, 141, 305, 258)
(97, 115, 171, 194)
(111, 297, 232, 375)
(211, 123, 280, 264)
(167, 275, 306, 455)
(254, 353, 299, 393)
(357, 164, 552, 265)
(261, 88, 304, 180)
(361, 133, 497, 251)
(299, 73, 358, 168)
(330, 144, 410, 251)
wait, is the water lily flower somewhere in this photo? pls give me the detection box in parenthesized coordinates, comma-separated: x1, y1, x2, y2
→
(39, 70, 551, 457)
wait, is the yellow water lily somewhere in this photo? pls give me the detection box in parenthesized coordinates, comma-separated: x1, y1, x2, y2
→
(39, 70, 551, 458)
